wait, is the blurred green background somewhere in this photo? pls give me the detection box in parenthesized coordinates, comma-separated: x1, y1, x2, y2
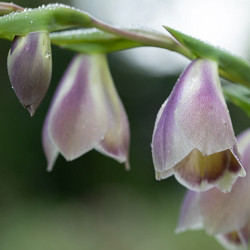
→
(0, 0, 249, 250)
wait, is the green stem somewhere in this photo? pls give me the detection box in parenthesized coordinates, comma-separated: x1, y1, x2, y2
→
(91, 17, 195, 60)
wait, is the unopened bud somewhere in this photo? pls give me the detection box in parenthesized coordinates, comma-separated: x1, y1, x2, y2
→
(7, 31, 52, 116)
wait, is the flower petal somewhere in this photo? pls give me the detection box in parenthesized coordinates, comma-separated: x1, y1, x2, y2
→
(177, 129, 250, 249)
(198, 131, 250, 234)
(174, 149, 244, 192)
(93, 55, 130, 168)
(46, 54, 108, 161)
(152, 63, 195, 173)
(174, 59, 236, 155)
(176, 190, 202, 233)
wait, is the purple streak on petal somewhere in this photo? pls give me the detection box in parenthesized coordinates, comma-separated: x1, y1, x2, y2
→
(94, 55, 130, 167)
(176, 190, 202, 233)
(49, 54, 107, 160)
(10, 36, 20, 54)
(152, 61, 197, 173)
(174, 60, 235, 155)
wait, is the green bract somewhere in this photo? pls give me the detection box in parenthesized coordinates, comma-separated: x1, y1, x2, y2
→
(165, 27, 250, 88)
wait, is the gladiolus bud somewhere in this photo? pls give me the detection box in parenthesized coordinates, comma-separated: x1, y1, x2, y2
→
(7, 31, 52, 116)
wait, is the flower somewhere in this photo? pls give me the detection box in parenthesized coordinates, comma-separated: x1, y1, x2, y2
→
(42, 54, 130, 171)
(7, 31, 52, 116)
(151, 59, 245, 192)
(177, 129, 250, 250)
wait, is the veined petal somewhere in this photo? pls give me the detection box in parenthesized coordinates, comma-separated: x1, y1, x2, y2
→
(174, 60, 236, 156)
(46, 54, 108, 161)
(93, 55, 130, 168)
(152, 62, 195, 172)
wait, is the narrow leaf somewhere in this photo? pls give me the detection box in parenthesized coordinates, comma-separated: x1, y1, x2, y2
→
(223, 83, 250, 118)
(165, 27, 250, 88)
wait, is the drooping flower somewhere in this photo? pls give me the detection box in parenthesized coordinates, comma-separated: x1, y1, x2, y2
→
(42, 54, 130, 171)
(151, 59, 245, 192)
(177, 129, 250, 250)
(7, 31, 52, 116)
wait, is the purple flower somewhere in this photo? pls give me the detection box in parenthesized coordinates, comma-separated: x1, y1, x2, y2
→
(42, 54, 130, 171)
(177, 129, 250, 249)
(7, 31, 52, 116)
(151, 59, 245, 192)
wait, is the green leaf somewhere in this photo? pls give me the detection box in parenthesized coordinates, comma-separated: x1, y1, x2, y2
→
(50, 28, 142, 54)
(165, 26, 250, 88)
(0, 4, 93, 40)
(223, 83, 250, 118)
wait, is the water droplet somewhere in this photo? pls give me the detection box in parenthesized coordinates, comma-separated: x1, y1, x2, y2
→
(45, 51, 51, 59)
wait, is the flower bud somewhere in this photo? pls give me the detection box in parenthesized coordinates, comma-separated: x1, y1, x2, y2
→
(7, 31, 52, 116)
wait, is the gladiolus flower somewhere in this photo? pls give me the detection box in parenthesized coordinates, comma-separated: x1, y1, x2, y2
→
(7, 31, 52, 116)
(42, 54, 130, 171)
(151, 59, 245, 192)
(177, 129, 250, 250)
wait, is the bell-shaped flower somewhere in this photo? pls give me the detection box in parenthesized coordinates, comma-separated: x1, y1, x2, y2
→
(151, 59, 245, 192)
(177, 129, 250, 250)
(7, 31, 52, 116)
(42, 54, 130, 171)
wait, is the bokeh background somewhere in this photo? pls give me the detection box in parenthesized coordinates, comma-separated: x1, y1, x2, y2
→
(0, 0, 249, 249)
